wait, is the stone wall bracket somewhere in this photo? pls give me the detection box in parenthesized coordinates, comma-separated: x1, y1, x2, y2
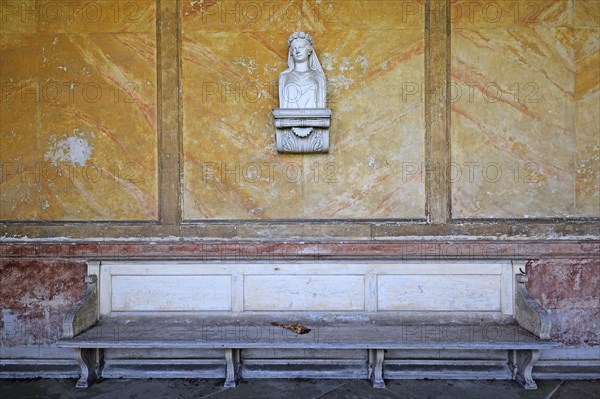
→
(273, 108, 331, 153)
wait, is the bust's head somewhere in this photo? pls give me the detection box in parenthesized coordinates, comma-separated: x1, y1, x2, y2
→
(288, 32, 314, 63)
(288, 31, 314, 47)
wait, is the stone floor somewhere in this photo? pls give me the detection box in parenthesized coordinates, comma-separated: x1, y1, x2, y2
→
(1, 378, 599, 399)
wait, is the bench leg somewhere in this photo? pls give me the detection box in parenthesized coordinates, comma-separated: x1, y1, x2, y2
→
(224, 348, 241, 388)
(74, 348, 103, 388)
(511, 349, 540, 390)
(368, 349, 385, 389)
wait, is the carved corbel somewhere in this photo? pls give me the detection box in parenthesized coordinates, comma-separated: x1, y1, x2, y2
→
(273, 108, 331, 153)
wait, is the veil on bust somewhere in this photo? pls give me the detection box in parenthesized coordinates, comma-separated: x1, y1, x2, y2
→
(279, 32, 327, 109)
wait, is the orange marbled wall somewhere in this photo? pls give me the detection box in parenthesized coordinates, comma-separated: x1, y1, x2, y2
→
(451, 0, 599, 218)
(0, 0, 158, 220)
(181, 0, 426, 219)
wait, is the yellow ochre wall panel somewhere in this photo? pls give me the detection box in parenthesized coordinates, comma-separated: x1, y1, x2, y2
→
(451, 0, 599, 218)
(1, 0, 597, 222)
(181, 0, 426, 219)
(0, 0, 158, 220)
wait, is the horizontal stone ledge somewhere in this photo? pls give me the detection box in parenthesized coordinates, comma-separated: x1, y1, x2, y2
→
(0, 240, 598, 260)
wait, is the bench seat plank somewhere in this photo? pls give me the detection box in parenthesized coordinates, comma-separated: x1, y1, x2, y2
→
(58, 317, 559, 350)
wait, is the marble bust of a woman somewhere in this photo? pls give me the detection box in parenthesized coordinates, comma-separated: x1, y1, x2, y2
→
(273, 32, 330, 153)
(279, 31, 326, 109)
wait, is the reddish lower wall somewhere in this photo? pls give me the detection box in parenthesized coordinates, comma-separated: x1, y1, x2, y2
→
(0, 260, 86, 348)
(528, 258, 600, 346)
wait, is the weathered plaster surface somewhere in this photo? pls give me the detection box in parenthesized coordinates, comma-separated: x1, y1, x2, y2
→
(451, 0, 599, 217)
(528, 259, 600, 345)
(0, 260, 85, 347)
(0, 0, 159, 220)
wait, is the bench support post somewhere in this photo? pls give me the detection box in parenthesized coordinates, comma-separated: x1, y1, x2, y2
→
(368, 349, 385, 388)
(510, 349, 540, 390)
(224, 348, 241, 387)
(75, 348, 103, 388)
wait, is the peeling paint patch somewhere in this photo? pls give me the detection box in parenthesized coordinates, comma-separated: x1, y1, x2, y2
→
(320, 52, 335, 71)
(232, 56, 257, 75)
(45, 129, 94, 166)
(356, 55, 369, 74)
(1, 309, 21, 337)
(340, 57, 353, 71)
(330, 75, 354, 90)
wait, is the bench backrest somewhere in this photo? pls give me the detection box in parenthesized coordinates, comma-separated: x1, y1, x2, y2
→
(88, 260, 521, 321)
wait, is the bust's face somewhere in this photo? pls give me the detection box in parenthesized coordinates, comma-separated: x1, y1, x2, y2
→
(290, 39, 312, 63)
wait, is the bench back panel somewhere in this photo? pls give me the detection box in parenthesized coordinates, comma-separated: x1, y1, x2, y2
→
(89, 261, 518, 318)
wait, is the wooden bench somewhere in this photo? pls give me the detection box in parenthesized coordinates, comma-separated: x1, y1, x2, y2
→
(57, 261, 559, 390)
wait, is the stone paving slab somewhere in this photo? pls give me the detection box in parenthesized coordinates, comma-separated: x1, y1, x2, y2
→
(0, 378, 598, 399)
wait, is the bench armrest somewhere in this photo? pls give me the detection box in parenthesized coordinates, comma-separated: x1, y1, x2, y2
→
(63, 275, 99, 338)
(514, 274, 551, 340)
